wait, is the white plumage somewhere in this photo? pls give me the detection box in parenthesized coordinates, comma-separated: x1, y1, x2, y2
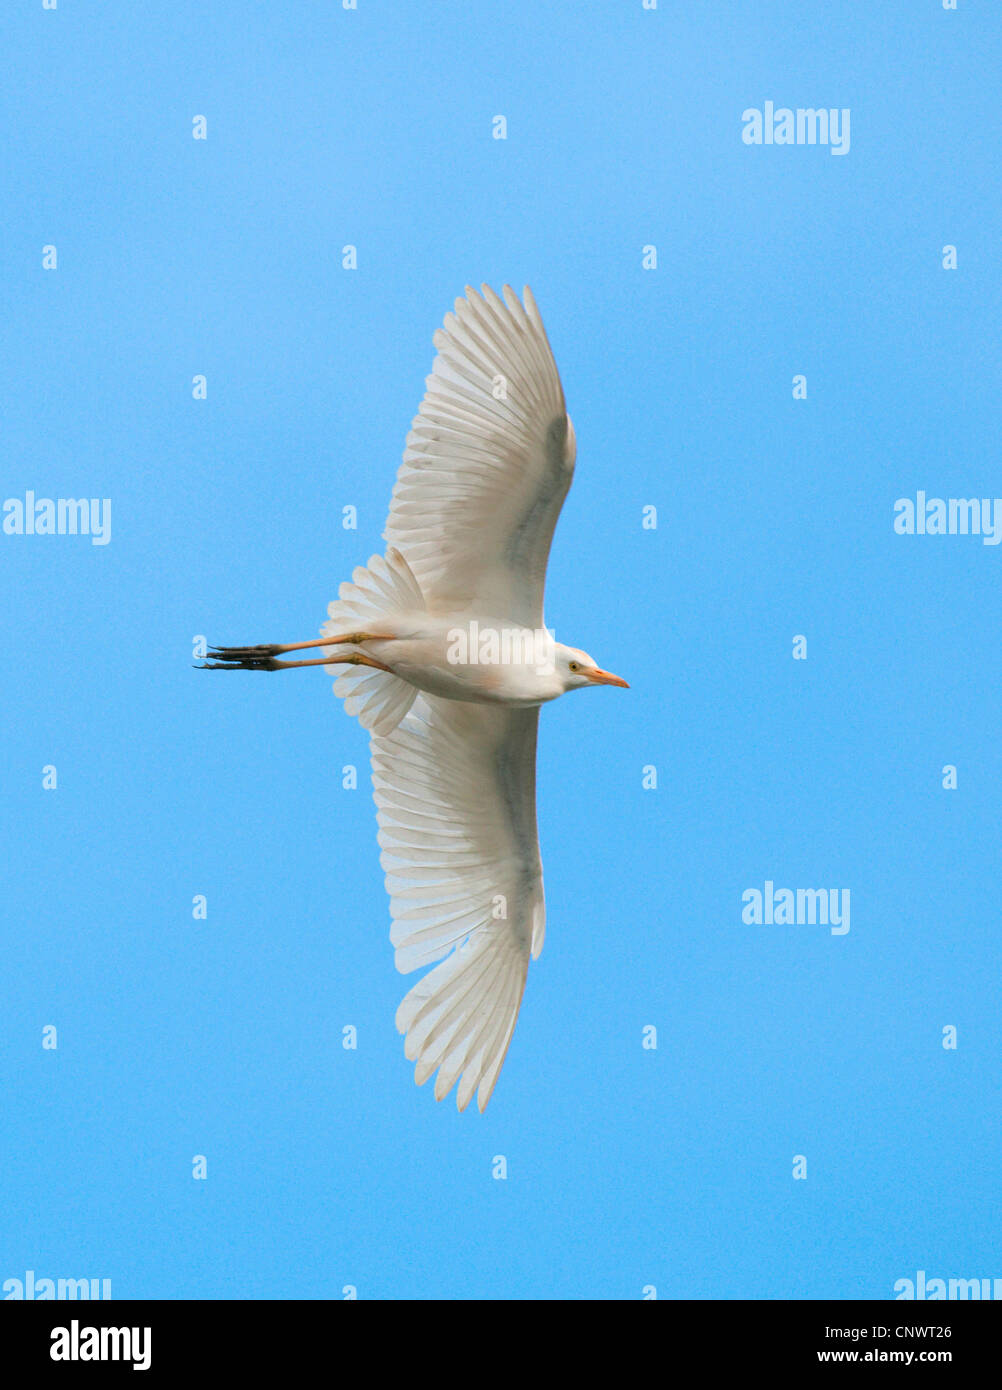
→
(383, 283, 574, 629)
(205, 285, 627, 1111)
(374, 699, 542, 1112)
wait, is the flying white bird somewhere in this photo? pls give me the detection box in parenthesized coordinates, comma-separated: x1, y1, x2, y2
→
(203, 285, 628, 1111)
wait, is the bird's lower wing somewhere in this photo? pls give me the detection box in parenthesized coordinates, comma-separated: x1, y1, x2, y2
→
(370, 695, 545, 1111)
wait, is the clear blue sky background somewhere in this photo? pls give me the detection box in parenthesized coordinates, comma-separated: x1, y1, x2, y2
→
(3, 1, 1000, 1301)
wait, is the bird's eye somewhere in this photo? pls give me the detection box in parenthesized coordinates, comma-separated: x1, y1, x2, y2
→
(568, 661, 579, 672)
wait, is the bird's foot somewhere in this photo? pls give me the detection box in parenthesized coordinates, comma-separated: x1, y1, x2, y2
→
(197, 643, 392, 673)
(198, 645, 285, 671)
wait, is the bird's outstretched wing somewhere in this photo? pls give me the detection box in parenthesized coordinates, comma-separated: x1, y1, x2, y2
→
(370, 695, 545, 1111)
(383, 284, 575, 630)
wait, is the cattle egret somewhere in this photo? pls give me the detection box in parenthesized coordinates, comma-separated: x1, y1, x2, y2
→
(202, 285, 628, 1110)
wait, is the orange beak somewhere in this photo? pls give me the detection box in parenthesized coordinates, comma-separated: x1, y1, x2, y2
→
(587, 667, 629, 688)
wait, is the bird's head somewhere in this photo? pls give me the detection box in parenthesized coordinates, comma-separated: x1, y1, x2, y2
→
(555, 644, 629, 693)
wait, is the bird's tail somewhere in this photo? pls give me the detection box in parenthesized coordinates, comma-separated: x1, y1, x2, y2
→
(321, 547, 424, 736)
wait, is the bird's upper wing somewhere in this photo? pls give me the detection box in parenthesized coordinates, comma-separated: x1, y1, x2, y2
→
(370, 694, 545, 1111)
(383, 284, 576, 630)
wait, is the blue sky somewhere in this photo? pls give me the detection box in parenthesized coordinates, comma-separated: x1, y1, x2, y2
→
(3, 1, 1000, 1300)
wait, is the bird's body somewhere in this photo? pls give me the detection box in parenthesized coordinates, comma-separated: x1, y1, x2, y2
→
(204, 285, 627, 1111)
(334, 615, 566, 705)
